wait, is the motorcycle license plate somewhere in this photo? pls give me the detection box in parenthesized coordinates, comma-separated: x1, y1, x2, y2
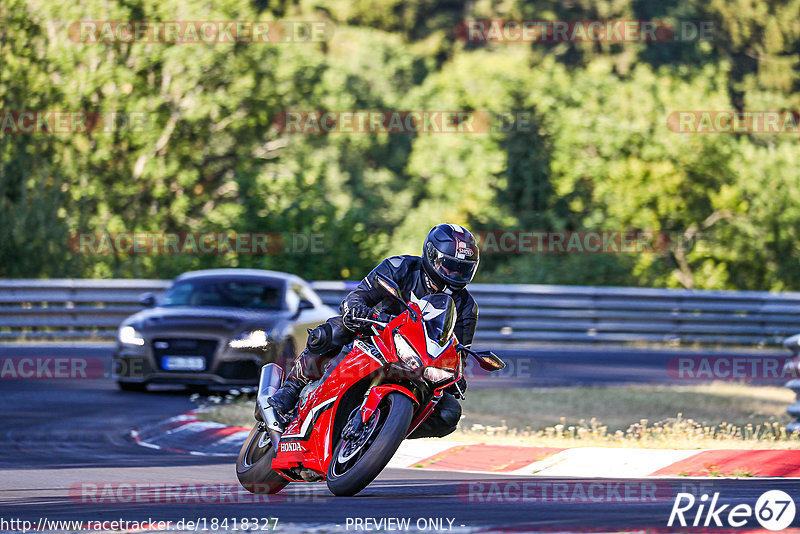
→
(161, 356, 205, 371)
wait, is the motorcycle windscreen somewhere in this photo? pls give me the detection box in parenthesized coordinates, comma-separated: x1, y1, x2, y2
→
(418, 293, 457, 358)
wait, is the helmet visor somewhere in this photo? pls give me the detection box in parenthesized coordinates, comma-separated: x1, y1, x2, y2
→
(428, 247, 478, 285)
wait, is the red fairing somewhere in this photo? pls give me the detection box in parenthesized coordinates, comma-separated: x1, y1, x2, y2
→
(360, 384, 418, 424)
(271, 343, 382, 473)
(270, 298, 464, 481)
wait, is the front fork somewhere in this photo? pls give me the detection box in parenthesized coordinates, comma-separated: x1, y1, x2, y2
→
(341, 378, 420, 440)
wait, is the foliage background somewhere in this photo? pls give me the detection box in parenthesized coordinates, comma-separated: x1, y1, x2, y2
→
(2, 0, 800, 289)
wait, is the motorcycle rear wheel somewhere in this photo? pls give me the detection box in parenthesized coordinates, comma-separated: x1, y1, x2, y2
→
(236, 427, 290, 494)
(326, 392, 413, 496)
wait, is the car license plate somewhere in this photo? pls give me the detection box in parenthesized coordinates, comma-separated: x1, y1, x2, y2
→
(161, 356, 205, 371)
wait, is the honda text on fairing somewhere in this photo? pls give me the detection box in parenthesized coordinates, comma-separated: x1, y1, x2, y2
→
(235, 274, 505, 496)
(113, 269, 334, 391)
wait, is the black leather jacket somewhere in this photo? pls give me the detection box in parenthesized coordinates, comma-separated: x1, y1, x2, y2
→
(340, 255, 479, 348)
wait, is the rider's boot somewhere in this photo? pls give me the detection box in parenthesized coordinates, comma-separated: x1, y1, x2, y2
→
(267, 358, 311, 418)
(268, 321, 349, 419)
(267, 378, 308, 419)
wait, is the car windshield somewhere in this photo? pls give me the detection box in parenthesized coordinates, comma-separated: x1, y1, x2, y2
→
(161, 279, 284, 310)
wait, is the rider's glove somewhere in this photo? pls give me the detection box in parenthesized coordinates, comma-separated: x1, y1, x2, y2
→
(445, 376, 467, 399)
(342, 303, 374, 332)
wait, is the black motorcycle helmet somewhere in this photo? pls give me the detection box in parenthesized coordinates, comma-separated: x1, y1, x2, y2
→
(422, 223, 480, 293)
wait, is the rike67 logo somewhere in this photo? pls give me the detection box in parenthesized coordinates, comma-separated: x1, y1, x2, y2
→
(669, 490, 796, 530)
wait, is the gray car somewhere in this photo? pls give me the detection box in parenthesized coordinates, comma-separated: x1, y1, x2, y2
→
(113, 269, 335, 391)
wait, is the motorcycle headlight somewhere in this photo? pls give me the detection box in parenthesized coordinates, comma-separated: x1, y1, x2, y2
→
(228, 330, 269, 349)
(118, 326, 145, 346)
(393, 333, 422, 370)
(423, 367, 455, 384)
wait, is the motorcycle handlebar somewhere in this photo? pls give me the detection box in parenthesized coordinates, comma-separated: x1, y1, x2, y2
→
(349, 315, 389, 335)
(351, 316, 389, 327)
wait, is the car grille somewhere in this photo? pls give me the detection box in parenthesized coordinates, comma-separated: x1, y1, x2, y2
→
(216, 361, 261, 381)
(152, 338, 218, 371)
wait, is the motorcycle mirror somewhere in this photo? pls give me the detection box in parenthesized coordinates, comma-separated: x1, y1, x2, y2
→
(474, 351, 506, 371)
(375, 274, 401, 298)
(375, 274, 418, 321)
(457, 344, 506, 371)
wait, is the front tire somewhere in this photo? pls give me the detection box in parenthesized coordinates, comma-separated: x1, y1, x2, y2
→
(236, 427, 290, 494)
(326, 392, 414, 496)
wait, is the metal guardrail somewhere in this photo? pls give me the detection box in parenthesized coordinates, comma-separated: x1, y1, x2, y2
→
(3, 279, 800, 347)
(0, 279, 171, 339)
(318, 282, 800, 347)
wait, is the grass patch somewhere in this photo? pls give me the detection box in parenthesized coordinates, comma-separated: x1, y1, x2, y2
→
(195, 398, 257, 428)
(458, 382, 793, 431)
(195, 382, 800, 449)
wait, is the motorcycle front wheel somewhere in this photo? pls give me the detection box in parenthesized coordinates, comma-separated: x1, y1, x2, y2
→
(326, 392, 414, 496)
(236, 427, 290, 494)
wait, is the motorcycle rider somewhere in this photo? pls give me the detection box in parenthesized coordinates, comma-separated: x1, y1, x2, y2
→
(268, 223, 480, 438)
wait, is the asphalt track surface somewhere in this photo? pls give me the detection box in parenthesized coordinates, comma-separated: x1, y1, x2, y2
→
(1, 345, 799, 532)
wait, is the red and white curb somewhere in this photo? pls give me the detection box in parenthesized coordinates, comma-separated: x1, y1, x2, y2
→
(132, 411, 800, 477)
(389, 441, 800, 477)
(131, 411, 250, 457)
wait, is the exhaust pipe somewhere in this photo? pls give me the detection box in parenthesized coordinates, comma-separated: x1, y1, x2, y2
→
(256, 363, 284, 448)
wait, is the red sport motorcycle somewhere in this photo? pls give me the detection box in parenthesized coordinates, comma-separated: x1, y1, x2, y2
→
(235, 274, 505, 496)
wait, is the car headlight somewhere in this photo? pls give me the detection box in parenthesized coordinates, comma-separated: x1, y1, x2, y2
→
(423, 367, 455, 384)
(393, 332, 422, 370)
(118, 326, 145, 346)
(228, 330, 269, 349)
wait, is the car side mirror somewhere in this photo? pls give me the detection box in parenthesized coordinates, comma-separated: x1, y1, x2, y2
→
(139, 292, 157, 307)
(292, 299, 314, 319)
